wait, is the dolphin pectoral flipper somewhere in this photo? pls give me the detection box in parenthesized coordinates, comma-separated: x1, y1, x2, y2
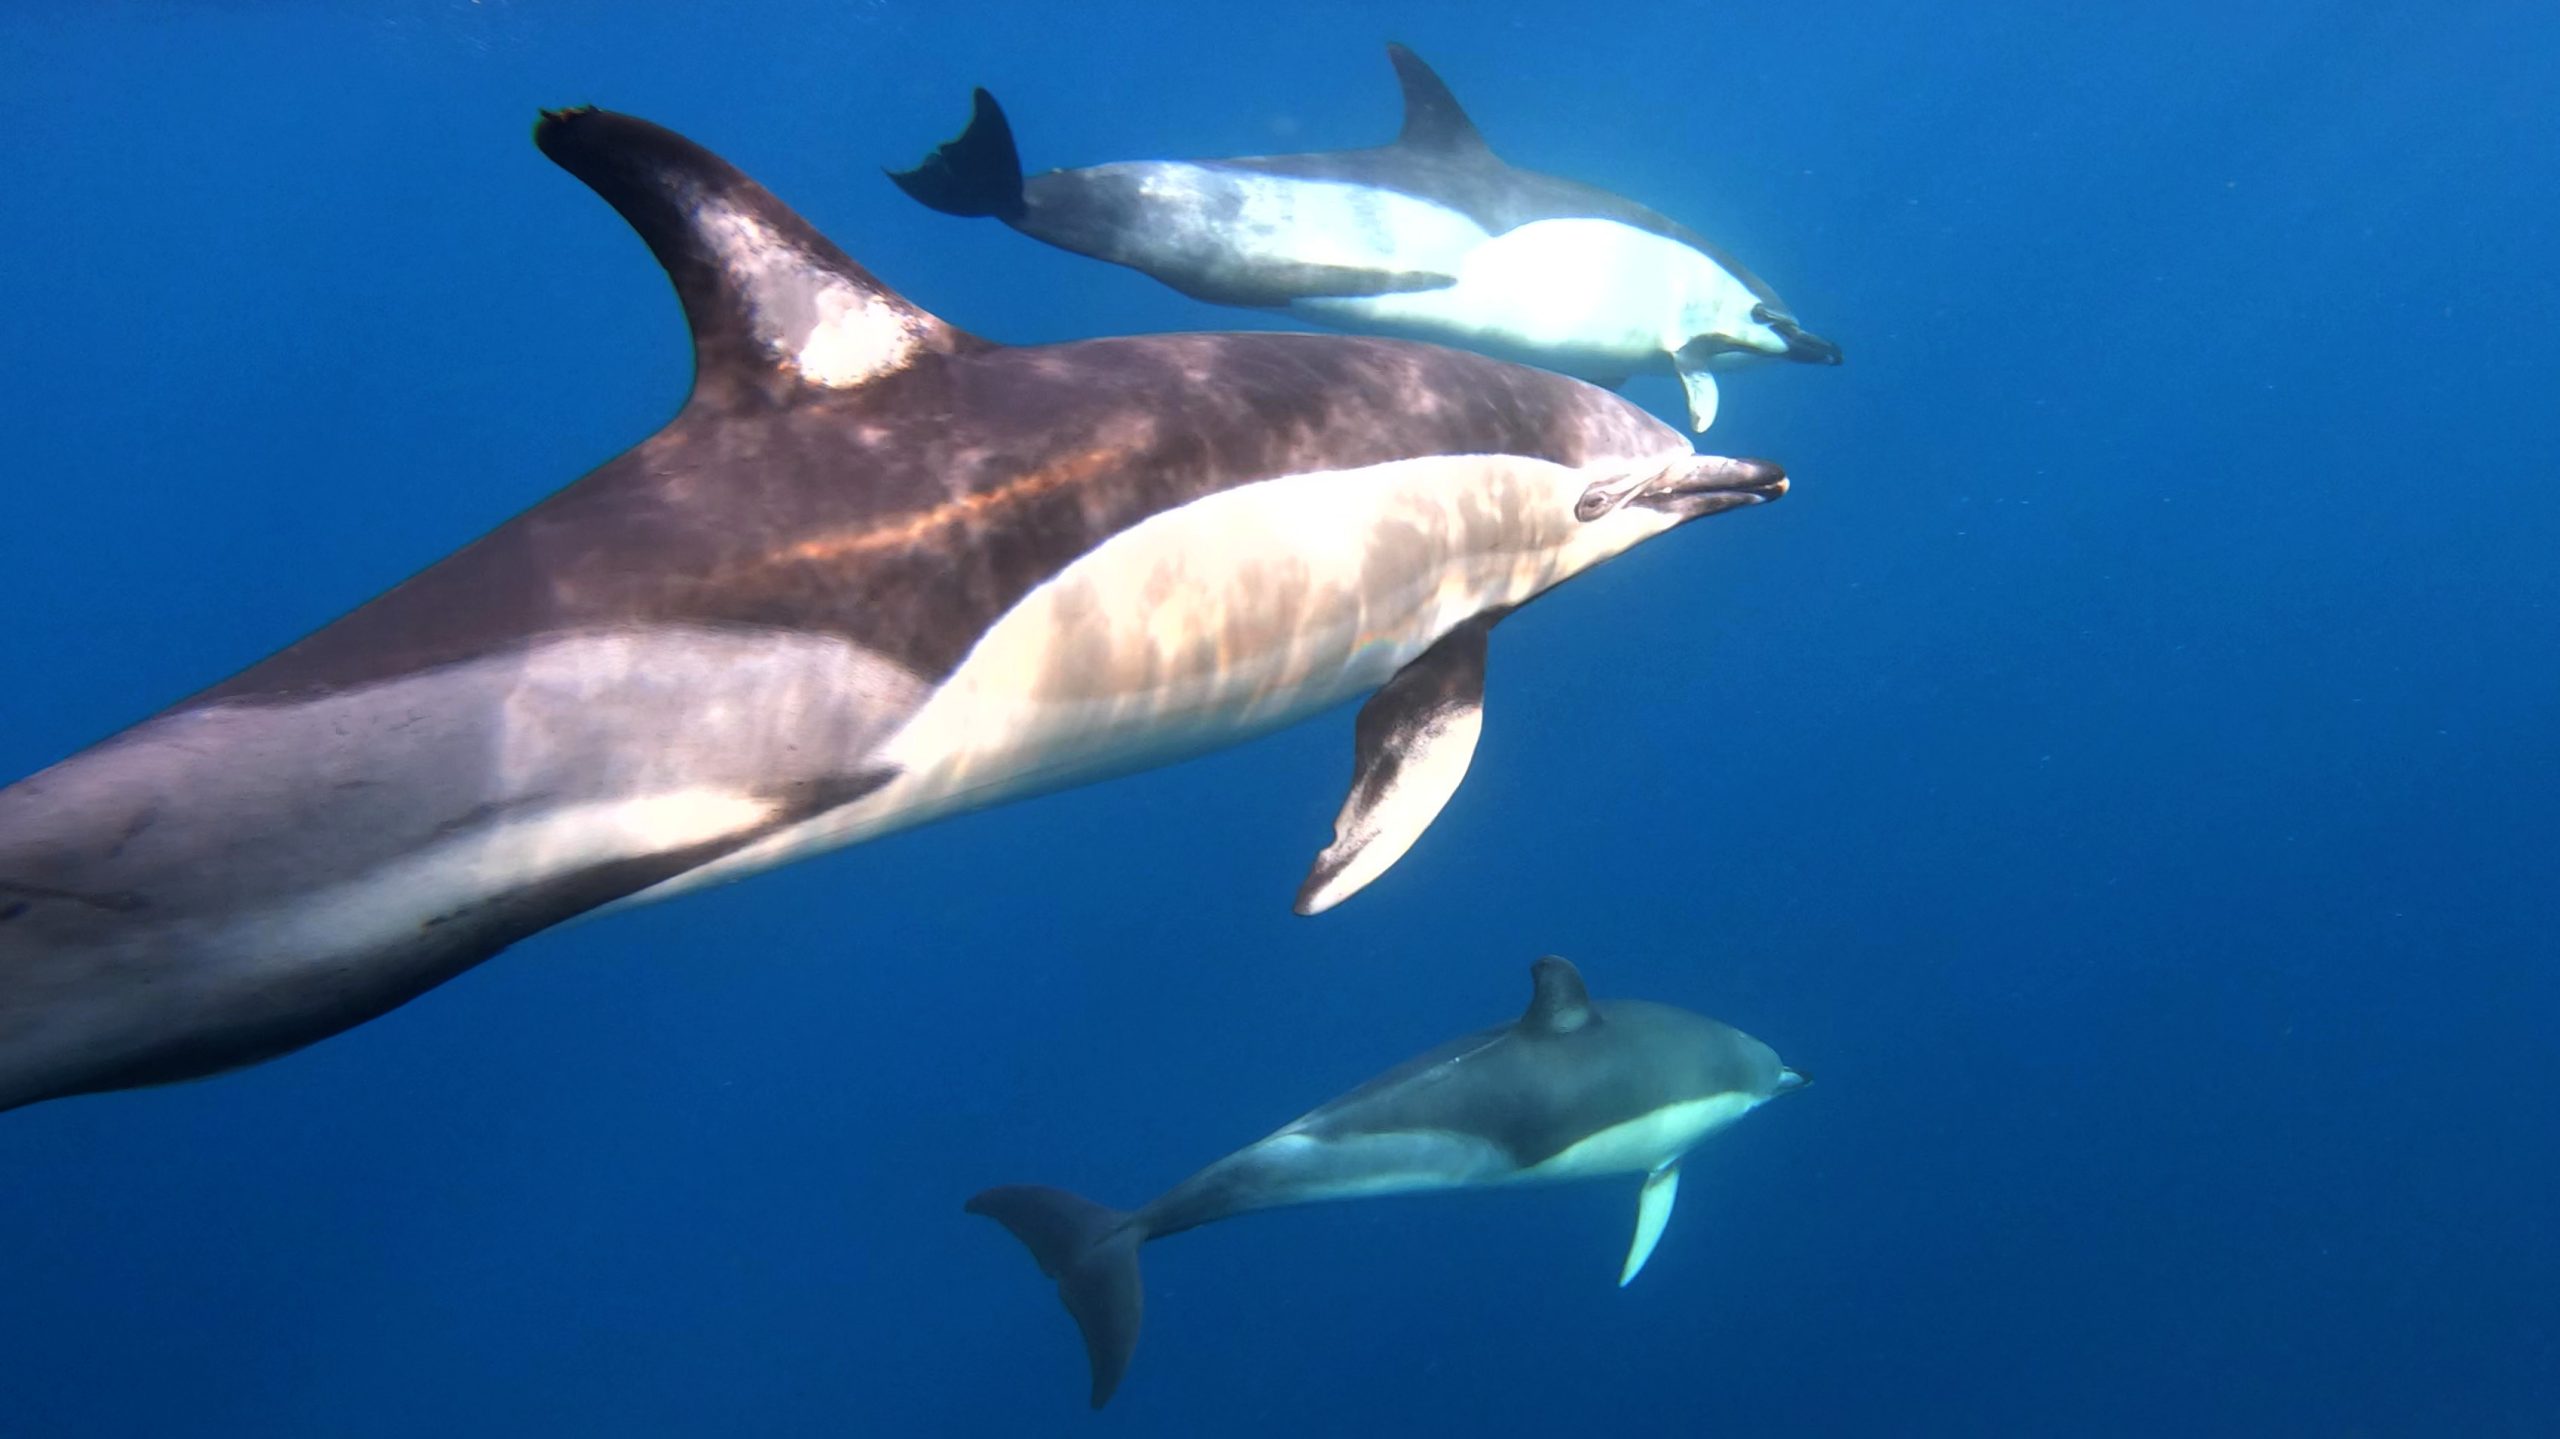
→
(1620, 1162, 1682, 1287)
(1175, 260, 1457, 308)
(1249, 261, 1459, 302)
(1293, 614, 1496, 916)
(1673, 358, 1722, 435)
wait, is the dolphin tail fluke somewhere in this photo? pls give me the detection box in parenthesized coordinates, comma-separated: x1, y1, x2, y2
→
(967, 1184, 1147, 1408)
(888, 89, 1028, 223)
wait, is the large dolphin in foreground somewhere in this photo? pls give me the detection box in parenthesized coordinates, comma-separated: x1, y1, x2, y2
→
(0, 110, 1787, 1113)
(889, 44, 1842, 433)
(971, 955, 1805, 1408)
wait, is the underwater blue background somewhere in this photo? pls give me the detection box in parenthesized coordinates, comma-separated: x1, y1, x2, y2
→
(3, 1, 2554, 1433)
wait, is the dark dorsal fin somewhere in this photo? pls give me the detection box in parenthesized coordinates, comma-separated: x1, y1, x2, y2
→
(533, 106, 986, 412)
(1385, 44, 1494, 159)
(1521, 956, 1598, 1036)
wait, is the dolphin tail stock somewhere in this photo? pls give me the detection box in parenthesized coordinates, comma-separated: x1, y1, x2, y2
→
(888, 89, 1028, 222)
(967, 1184, 1149, 1408)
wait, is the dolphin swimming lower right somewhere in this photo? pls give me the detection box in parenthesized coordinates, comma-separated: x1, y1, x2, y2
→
(969, 956, 1805, 1408)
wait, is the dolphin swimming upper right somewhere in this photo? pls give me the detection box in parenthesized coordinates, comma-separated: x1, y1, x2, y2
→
(970, 955, 1806, 1407)
(890, 43, 1841, 433)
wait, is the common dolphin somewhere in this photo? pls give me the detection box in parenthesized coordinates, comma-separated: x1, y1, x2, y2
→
(970, 955, 1805, 1407)
(0, 111, 1787, 1113)
(888, 43, 1842, 434)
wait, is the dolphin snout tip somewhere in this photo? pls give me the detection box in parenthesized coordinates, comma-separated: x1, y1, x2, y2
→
(1751, 304, 1842, 365)
(1793, 332, 1844, 366)
(1775, 1067, 1811, 1094)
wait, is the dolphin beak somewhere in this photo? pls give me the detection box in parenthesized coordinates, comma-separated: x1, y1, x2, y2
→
(1751, 304, 1844, 366)
(1577, 455, 1785, 523)
(1661, 455, 1789, 509)
(1779, 326, 1842, 366)
(1775, 1067, 1811, 1095)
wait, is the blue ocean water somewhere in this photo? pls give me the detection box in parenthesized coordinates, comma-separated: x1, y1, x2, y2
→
(2, 1, 2554, 1433)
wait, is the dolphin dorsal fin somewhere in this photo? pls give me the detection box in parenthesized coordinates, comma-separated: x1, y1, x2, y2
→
(1385, 44, 1494, 159)
(1521, 956, 1597, 1036)
(534, 106, 986, 412)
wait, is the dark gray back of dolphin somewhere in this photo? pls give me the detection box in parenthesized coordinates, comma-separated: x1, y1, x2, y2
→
(195, 328, 1661, 705)
(208, 109, 1672, 706)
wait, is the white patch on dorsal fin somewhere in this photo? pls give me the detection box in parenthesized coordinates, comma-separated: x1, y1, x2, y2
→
(534, 106, 987, 406)
(1385, 44, 1496, 159)
(1620, 1162, 1682, 1286)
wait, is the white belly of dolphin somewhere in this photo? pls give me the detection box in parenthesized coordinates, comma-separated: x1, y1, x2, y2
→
(639, 450, 1682, 901)
(1518, 1092, 1763, 1181)
(1294, 219, 1771, 377)
(1207, 1093, 1764, 1209)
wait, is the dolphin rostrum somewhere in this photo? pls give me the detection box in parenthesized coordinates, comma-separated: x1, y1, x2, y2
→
(0, 109, 1785, 1115)
(969, 955, 1806, 1407)
(889, 43, 1842, 433)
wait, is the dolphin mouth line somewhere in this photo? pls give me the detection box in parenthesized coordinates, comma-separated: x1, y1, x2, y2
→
(1575, 455, 1785, 523)
(1673, 457, 1789, 503)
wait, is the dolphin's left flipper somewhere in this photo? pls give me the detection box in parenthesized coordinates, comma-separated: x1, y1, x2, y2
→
(1293, 614, 1496, 915)
(1264, 261, 1459, 300)
(1620, 1162, 1682, 1286)
(1673, 359, 1721, 434)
